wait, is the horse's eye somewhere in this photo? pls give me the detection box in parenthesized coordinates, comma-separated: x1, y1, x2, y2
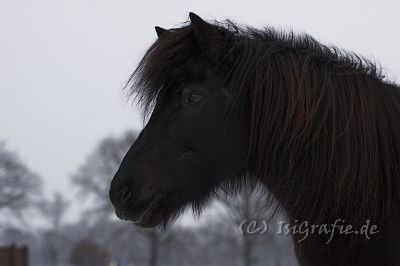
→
(188, 93, 205, 104)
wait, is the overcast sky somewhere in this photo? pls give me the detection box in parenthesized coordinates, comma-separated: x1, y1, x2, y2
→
(1, 0, 399, 221)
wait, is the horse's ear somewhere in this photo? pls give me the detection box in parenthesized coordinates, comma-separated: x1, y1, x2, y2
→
(189, 12, 214, 44)
(189, 12, 231, 62)
(155, 26, 168, 38)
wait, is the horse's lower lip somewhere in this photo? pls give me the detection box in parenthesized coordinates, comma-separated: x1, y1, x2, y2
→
(134, 210, 164, 228)
(131, 193, 164, 227)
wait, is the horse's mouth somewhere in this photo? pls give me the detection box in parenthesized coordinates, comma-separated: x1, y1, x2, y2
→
(116, 193, 165, 228)
(133, 193, 165, 228)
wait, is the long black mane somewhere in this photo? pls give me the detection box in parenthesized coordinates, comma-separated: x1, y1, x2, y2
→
(128, 17, 400, 250)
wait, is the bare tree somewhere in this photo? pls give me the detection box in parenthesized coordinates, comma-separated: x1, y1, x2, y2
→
(71, 131, 174, 266)
(69, 239, 110, 266)
(72, 131, 138, 216)
(217, 186, 273, 266)
(37, 192, 69, 266)
(0, 143, 41, 214)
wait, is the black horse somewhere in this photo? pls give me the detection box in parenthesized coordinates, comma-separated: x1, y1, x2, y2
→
(109, 13, 400, 265)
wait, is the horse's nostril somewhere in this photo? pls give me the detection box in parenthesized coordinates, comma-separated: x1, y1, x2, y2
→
(117, 186, 133, 204)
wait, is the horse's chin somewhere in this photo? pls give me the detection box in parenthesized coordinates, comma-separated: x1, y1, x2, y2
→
(133, 209, 164, 228)
(133, 195, 207, 228)
(130, 193, 166, 228)
(114, 193, 166, 228)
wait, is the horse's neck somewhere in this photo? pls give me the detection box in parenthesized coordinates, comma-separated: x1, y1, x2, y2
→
(290, 209, 400, 266)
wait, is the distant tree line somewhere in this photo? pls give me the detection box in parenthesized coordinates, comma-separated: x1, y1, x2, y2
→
(0, 133, 298, 266)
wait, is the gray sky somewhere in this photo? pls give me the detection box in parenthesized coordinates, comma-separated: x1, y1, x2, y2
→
(1, 0, 399, 221)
